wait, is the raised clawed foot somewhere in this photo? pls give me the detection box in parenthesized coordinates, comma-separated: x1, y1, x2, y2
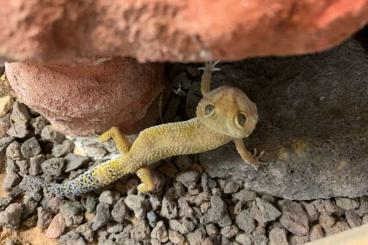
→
(249, 148, 267, 171)
(99, 126, 131, 154)
(136, 167, 155, 193)
(198, 61, 221, 72)
(199, 61, 221, 95)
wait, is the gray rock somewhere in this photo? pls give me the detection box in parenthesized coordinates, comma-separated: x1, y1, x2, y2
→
(160, 196, 178, 219)
(111, 198, 128, 223)
(233, 189, 256, 203)
(41, 157, 65, 177)
(59, 231, 86, 245)
(124, 194, 149, 219)
(169, 218, 196, 235)
(92, 203, 111, 231)
(302, 201, 319, 222)
(22, 195, 39, 219)
(29, 154, 45, 176)
(6, 141, 22, 160)
(253, 235, 268, 245)
(83, 145, 106, 159)
(15, 159, 28, 174)
(31, 116, 48, 134)
(221, 225, 238, 238)
(319, 213, 336, 230)
(187, 227, 206, 245)
(313, 199, 339, 214)
(0, 203, 23, 228)
(280, 201, 309, 236)
(289, 235, 309, 245)
(199, 39, 368, 199)
(202, 195, 232, 228)
(7, 102, 30, 138)
(325, 221, 349, 236)
(235, 234, 253, 245)
(168, 230, 186, 244)
(147, 210, 158, 228)
(250, 197, 281, 225)
(205, 223, 218, 236)
(52, 140, 74, 157)
(356, 197, 368, 216)
(3, 170, 20, 191)
(41, 125, 65, 143)
(0, 137, 14, 153)
(60, 200, 85, 227)
(175, 170, 200, 189)
(130, 220, 151, 241)
(335, 197, 360, 210)
(151, 221, 169, 243)
(309, 224, 325, 241)
(235, 209, 255, 233)
(178, 197, 194, 217)
(37, 207, 53, 229)
(223, 181, 240, 194)
(76, 222, 94, 243)
(0, 197, 12, 211)
(21, 137, 41, 158)
(269, 227, 288, 245)
(99, 190, 121, 206)
(64, 153, 89, 172)
(82, 194, 97, 213)
(345, 210, 362, 228)
(107, 223, 124, 234)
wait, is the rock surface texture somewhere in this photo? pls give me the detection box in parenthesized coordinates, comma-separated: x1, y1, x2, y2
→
(199, 39, 368, 200)
(0, 0, 367, 63)
(5, 58, 166, 136)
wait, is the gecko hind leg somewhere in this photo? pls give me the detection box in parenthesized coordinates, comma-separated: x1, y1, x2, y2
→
(99, 126, 131, 154)
(136, 167, 155, 193)
(233, 139, 265, 170)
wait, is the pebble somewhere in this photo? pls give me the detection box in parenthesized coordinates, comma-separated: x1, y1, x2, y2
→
(235, 209, 255, 233)
(302, 201, 319, 222)
(147, 210, 158, 227)
(313, 199, 339, 214)
(41, 157, 65, 177)
(124, 194, 149, 219)
(250, 197, 281, 225)
(130, 220, 151, 240)
(345, 210, 362, 228)
(41, 125, 65, 143)
(253, 234, 268, 245)
(45, 214, 66, 238)
(202, 195, 232, 228)
(335, 197, 360, 210)
(169, 218, 196, 235)
(326, 221, 350, 235)
(107, 223, 124, 234)
(6, 141, 22, 160)
(160, 196, 178, 219)
(59, 231, 86, 245)
(64, 153, 89, 172)
(0, 203, 23, 228)
(280, 201, 309, 236)
(223, 181, 240, 194)
(205, 223, 218, 236)
(52, 139, 74, 157)
(0, 136, 14, 153)
(187, 227, 206, 245)
(169, 229, 186, 244)
(8, 102, 30, 138)
(319, 213, 336, 230)
(22, 195, 39, 219)
(76, 222, 95, 243)
(235, 233, 253, 245)
(0, 197, 12, 211)
(309, 224, 325, 241)
(221, 225, 239, 238)
(99, 190, 121, 206)
(233, 189, 256, 203)
(269, 227, 288, 245)
(83, 145, 107, 159)
(111, 198, 128, 223)
(29, 154, 45, 175)
(31, 116, 48, 134)
(92, 203, 111, 231)
(21, 137, 41, 158)
(15, 159, 28, 174)
(289, 235, 309, 245)
(151, 220, 169, 243)
(176, 170, 200, 189)
(3, 170, 20, 191)
(36, 207, 53, 229)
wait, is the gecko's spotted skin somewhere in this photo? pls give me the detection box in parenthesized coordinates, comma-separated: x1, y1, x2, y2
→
(24, 62, 263, 197)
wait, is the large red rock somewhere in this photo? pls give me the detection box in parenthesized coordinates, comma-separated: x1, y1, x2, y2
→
(0, 0, 367, 63)
(5, 58, 166, 136)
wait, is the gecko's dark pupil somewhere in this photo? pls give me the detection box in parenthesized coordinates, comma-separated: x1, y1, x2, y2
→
(205, 104, 214, 115)
(237, 113, 246, 126)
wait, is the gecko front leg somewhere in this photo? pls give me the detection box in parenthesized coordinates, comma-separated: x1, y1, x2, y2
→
(233, 139, 265, 170)
(199, 61, 221, 95)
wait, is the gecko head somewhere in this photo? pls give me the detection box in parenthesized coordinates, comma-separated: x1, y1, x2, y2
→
(196, 86, 258, 139)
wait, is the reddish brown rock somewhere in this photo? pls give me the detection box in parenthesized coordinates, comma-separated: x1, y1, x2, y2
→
(0, 0, 367, 63)
(5, 58, 166, 136)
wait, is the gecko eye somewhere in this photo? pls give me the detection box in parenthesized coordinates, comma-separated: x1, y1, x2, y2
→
(236, 113, 247, 127)
(204, 104, 215, 116)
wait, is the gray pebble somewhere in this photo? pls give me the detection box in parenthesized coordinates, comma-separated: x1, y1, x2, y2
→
(130, 220, 151, 241)
(8, 102, 31, 138)
(21, 137, 41, 158)
(250, 197, 281, 225)
(313, 199, 339, 214)
(233, 189, 256, 203)
(99, 190, 121, 206)
(52, 140, 74, 157)
(205, 223, 219, 236)
(37, 207, 53, 229)
(6, 141, 22, 160)
(29, 154, 45, 176)
(41, 125, 65, 143)
(253, 234, 268, 245)
(31, 116, 48, 134)
(124, 194, 149, 219)
(325, 221, 349, 236)
(235, 209, 255, 233)
(15, 159, 28, 174)
(22, 195, 39, 219)
(92, 203, 111, 231)
(0, 203, 23, 228)
(160, 196, 178, 219)
(302, 201, 319, 223)
(147, 210, 158, 228)
(111, 198, 128, 223)
(60, 200, 85, 216)
(187, 227, 206, 245)
(221, 225, 238, 238)
(176, 170, 200, 189)
(236, 233, 253, 245)
(64, 153, 89, 172)
(0, 136, 14, 153)
(107, 223, 124, 234)
(202, 195, 232, 228)
(290, 235, 309, 245)
(151, 220, 169, 243)
(223, 181, 240, 194)
(41, 157, 65, 177)
(0, 197, 12, 211)
(168, 229, 186, 244)
(178, 197, 194, 218)
(59, 230, 86, 245)
(76, 222, 94, 243)
(345, 210, 362, 228)
(319, 213, 336, 230)
(280, 201, 309, 236)
(269, 227, 288, 245)
(335, 197, 360, 211)
(169, 217, 196, 235)
(309, 224, 324, 241)
(3, 170, 20, 191)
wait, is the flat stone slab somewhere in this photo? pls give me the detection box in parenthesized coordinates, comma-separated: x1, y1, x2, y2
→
(199, 39, 368, 200)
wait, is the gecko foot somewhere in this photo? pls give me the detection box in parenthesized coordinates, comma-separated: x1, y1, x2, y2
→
(250, 148, 268, 170)
(198, 61, 221, 72)
(136, 167, 155, 193)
